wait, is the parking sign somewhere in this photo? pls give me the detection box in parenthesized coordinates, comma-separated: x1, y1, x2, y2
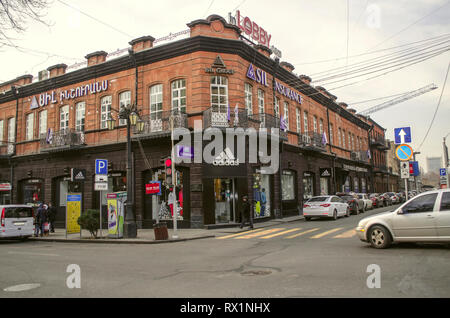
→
(440, 168, 447, 177)
(96, 159, 108, 175)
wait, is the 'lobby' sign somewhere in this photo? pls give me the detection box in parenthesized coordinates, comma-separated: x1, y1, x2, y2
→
(32, 80, 109, 109)
(236, 10, 272, 48)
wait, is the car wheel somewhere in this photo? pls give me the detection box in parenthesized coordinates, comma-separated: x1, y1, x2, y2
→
(305, 216, 311, 221)
(369, 225, 392, 249)
(333, 210, 338, 220)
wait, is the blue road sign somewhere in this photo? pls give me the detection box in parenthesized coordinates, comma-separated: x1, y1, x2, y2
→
(395, 144, 413, 161)
(394, 127, 412, 145)
(440, 168, 447, 176)
(95, 159, 108, 175)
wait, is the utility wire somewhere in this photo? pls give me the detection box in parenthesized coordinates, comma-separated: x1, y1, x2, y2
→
(418, 60, 450, 151)
(57, 0, 134, 38)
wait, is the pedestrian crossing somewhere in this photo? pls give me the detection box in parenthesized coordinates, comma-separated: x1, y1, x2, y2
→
(216, 227, 357, 240)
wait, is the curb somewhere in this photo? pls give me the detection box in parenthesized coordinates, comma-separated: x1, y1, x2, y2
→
(28, 235, 216, 245)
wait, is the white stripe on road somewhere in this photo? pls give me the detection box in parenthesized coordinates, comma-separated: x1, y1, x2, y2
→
(8, 251, 59, 257)
(260, 228, 302, 239)
(310, 228, 344, 239)
(333, 229, 356, 239)
(285, 228, 319, 239)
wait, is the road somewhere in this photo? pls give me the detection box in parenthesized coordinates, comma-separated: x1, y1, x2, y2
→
(1, 204, 449, 298)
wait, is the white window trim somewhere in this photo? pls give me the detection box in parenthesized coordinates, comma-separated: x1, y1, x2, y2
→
(26, 113, 34, 141)
(257, 89, 265, 115)
(119, 91, 131, 126)
(39, 110, 47, 137)
(150, 84, 163, 120)
(210, 76, 228, 113)
(60, 105, 69, 133)
(245, 83, 253, 115)
(75, 102, 86, 132)
(171, 79, 186, 112)
(101, 96, 112, 129)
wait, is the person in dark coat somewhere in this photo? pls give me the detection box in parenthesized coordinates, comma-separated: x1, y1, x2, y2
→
(35, 203, 47, 237)
(239, 195, 253, 230)
(47, 202, 57, 233)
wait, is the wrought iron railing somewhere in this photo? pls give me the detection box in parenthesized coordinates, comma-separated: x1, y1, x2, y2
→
(298, 131, 327, 151)
(351, 150, 370, 163)
(0, 143, 15, 156)
(247, 113, 288, 140)
(135, 110, 188, 135)
(203, 107, 251, 129)
(40, 129, 85, 151)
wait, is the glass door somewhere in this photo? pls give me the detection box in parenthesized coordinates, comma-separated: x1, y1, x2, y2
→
(214, 178, 235, 224)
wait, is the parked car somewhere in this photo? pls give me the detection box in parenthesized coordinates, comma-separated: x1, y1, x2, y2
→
(0, 205, 34, 240)
(386, 192, 400, 204)
(369, 193, 382, 208)
(357, 193, 373, 210)
(396, 192, 406, 203)
(356, 189, 450, 249)
(380, 193, 392, 206)
(303, 196, 350, 221)
(336, 193, 364, 214)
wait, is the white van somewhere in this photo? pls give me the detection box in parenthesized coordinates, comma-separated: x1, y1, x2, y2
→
(0, 205, 35, 240)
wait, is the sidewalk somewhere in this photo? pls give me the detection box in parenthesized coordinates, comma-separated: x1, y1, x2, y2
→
(29, 215, 304, 244)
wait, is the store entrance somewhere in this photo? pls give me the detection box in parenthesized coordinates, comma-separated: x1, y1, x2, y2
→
(214, 178, 236, 224)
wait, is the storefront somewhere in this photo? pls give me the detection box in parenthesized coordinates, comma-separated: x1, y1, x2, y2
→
(18, 178, 45, 205)
(0, 182, 12, 205)
(252, 170, 273, 219)
(303, 171, 315, 200)
(319, 168, 332, 195)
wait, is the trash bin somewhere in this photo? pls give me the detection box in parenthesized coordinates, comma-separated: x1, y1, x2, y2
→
(154, 222, 169, 241)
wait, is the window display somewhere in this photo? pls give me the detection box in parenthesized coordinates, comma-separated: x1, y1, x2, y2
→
(282, 170, 295, 201)
(152, 169, 184, 221)
(253, 173, 271, 218)
(303, 172, 314, 200)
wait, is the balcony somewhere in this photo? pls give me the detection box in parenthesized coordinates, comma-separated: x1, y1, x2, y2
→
(373, 164, 388, 174)
(40, 129, 85, 152)
(370, 136, 389, 150)
(247, 113, 288, 141)
(0, 143, 14, 157)
(133, 110, 188, 139)
(298, 131, 327, 152)
(203, 107, 251, 129)
(351, 150, 370, 163)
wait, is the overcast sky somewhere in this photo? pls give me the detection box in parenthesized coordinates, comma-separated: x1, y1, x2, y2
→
(1, 0, 449, 172)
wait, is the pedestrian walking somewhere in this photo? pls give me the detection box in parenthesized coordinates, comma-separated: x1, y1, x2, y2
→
(34, 203, 47, 237)
(239, 195, 253, 230)
(47, 202, 57, 233)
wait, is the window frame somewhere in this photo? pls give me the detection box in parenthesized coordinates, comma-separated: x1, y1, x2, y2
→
(75, 101, 86, 132)
(39, 110, 47, 137)
(150, 84, 163, 120)
(171, 79, 186, 113)
(25, 113, 34, 141)
(244, 83, 253, 115)
(401, 193, 438, 214)
(119, 91, 131, 126)
(210, 76, 228, 113)
(100, 96, 112, 129)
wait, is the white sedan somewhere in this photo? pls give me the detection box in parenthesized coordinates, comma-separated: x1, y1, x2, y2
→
(303, 196, 350, 221)
(357, 193, 373, 210)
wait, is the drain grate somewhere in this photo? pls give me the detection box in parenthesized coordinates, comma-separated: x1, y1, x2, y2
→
(241, 270, 272, 276)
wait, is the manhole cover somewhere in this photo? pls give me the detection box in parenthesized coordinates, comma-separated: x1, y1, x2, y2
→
(3, 283, 41, 292)
(241, 270, 272, 276)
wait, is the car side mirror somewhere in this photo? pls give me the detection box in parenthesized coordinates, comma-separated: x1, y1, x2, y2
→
(397, 209, 405, 215)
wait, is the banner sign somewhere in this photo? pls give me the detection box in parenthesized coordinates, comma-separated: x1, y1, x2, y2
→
(0, 183, 12, 191)
(146, 182, 162, 195)
(66, 193, 81, 235)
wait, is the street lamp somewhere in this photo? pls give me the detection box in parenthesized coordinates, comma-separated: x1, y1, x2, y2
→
(107, 104, 144, 238)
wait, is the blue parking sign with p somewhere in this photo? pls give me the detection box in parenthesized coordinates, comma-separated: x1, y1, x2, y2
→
(96, 159, 108, 175)
(440, 169, 447, 176)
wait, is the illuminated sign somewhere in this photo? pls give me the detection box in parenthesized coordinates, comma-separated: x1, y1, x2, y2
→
(236, 10, 272, 48)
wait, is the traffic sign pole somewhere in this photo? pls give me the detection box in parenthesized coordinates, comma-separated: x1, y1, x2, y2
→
(99, 190, 102, 239)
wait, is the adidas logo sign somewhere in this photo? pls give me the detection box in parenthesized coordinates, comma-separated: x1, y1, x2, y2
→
(213, 148, 240, 166)
(75, 171, 85, 180)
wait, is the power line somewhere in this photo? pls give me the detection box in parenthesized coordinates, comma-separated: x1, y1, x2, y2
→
(418, 60, 450, 151)
(56, 0, 134, 38)
(347, 91, 415, 105)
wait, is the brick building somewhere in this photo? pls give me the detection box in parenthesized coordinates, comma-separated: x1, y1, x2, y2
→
(0, 14, 384, 229)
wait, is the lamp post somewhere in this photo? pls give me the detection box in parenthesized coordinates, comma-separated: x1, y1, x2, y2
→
(107, 104, 144, 238)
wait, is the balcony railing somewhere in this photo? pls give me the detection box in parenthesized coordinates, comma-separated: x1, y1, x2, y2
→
(134, 110, 188, 136)
(203, 107, 251, 129)
(40, 129, 85, 152)
(298, 131, 327, 151)
(0, 143, 15, 157)
(351, 150, 370, 163)
(247, 113, 288, 140)
(373, 164, 388, 173)
(371, 136, 389, 150)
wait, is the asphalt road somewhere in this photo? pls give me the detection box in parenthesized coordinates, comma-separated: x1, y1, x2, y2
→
(1, 204, 449, 298)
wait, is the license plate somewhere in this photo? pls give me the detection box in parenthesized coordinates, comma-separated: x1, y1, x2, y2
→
(14, 222, 26, 226)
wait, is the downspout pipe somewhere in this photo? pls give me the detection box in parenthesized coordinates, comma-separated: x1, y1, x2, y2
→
(272, 58, 282, 219)
(326, 108, 337, 194)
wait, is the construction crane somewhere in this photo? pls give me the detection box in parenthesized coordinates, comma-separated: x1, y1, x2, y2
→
(358, 84, 438, 116)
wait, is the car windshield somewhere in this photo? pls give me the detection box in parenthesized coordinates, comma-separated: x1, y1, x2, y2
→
(307, 197, 329, 202)
(340, 196, 353, 200)
(357, 195, 364, 199)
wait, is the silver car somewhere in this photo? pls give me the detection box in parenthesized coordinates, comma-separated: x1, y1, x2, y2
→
(356, 189, 450, 249)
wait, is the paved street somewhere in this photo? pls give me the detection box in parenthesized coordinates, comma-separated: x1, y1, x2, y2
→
(1, 205, 449, 298)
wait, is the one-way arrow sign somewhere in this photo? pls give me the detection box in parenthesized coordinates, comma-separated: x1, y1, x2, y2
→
(394, 127, 412, 145)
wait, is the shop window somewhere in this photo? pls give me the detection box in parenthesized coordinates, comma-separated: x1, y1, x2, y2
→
(253, 172, 272, 218)
(151, 168, 184, 221)
(172, 79, 186, 113)
(20, 179, 44, 205)
(210, 76, 228, 113)
(303, 172, 314, 200)
(282, 170, 296, 201)
(320, 177, 329, 195)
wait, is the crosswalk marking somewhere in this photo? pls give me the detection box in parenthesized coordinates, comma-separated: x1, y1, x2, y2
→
(285, 228, 319, 239)
(216, 228, 265, 240)
(333, 229, 356, 238)
(310, 228, 344, 239)
(235, 228, 285, 239)
(260, 228, 302, 239)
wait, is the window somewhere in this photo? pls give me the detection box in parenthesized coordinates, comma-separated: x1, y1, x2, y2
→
(100, 96, 112, 129)
(172, 79, 186, 112)
(75, 102, 85, 132)
(319, 118, 324, 135)
(26, 113, 34, 141)
(8, 118, 15, 143)
(402, 193, 438, 213)
(296, 108, 301, 133)
(283, 102, 289, 128)
(60, 105, 69, 132)
(440, 192, 450, 211)
(338, 128, 342, 146)
(244, 83, 253, 115)
(313, 116, 318, 133)
(257, 89, 265, 114)
(150, 84, 163, 120)
(342, 130, 346, 148)
(330, 124, 334, 145)
(303, 111, 309, 132)
(274, 97, 280, 118)
(119, 91, 131, 126)
(210, 76, 228, 113)
(349, 132, 353, 150)
(0, 120, 3, 145)
(39, 110, 47, 137)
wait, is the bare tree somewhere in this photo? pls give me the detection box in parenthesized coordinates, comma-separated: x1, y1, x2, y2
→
(0, 0, 51, 42)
